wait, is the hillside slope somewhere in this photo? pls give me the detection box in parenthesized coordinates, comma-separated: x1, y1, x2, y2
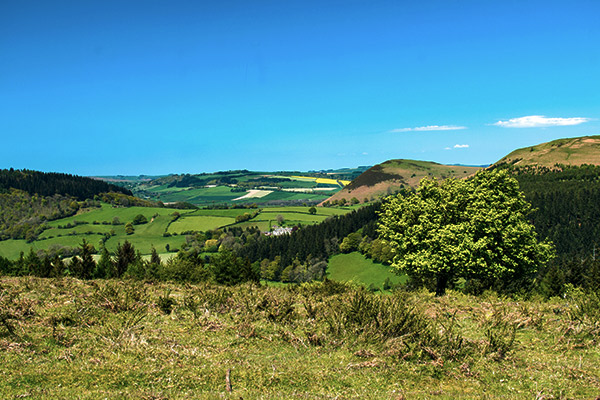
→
(494, 135, 600, 168)
(323, 159, 482, 204)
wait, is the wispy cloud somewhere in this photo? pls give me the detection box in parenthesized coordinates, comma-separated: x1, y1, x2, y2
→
(389, 125, 467, 133)
(445, 144, 469, 150)
(493, 115, 591, 128)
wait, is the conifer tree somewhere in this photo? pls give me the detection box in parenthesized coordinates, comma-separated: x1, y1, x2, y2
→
(95, 245, 113, 279)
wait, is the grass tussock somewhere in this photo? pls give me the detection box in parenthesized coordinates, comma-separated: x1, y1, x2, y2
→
(0, 277, 599, 399)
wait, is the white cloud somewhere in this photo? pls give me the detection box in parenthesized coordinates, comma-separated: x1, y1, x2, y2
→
(454, 144, 469, 149)
(493, 115, 591, 128)
(389, 125, 467, 133)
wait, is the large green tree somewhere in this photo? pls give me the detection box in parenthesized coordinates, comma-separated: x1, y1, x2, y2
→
(378, 169, 554, 295)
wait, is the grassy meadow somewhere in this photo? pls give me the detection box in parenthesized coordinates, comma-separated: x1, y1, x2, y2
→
(328, 252, 405, 289)
(1, 277, 599, 399)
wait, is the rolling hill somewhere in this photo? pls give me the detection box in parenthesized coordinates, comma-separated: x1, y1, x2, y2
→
(323, 159, 483, 204)
(494, 135, 600, 168)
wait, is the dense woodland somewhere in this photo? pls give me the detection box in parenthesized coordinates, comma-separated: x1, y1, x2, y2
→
(500, 165, 600, 295)
(0, 168, 131, 199)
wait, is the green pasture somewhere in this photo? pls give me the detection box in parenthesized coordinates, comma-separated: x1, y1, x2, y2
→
(263, 206, 350, 216)
(225, 206, 353, 230)
(276, 180, 320, 189)
(183, 208, 251, 218)
(0, 239, 40, 259)
(153, 186, 240, 204)
(327, 252, 405, 289)
(0, 235, 100, 260)
(230, 220, 272, 231)
(255, 191, 330, 202)
(260, 212, 329, 224)
(39, 224, 110, 239)
(103, 234, 186, 255)
(46, 204, 178, 226)
(168, 216, 236, 233)
(144, 184, 189, 193)
(134, 214, 173, 236)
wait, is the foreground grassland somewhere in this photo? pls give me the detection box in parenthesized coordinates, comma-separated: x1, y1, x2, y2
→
(1, 277, 599, 399)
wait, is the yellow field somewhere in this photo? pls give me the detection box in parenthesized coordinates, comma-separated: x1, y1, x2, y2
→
(291, 176, 351, 186)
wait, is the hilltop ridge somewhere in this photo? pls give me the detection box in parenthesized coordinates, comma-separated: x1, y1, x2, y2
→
(494, 135, 600, 168)
(323, 159, 482, 204)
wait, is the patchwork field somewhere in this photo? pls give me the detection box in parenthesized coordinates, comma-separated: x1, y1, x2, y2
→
(128, 170, 361, 206)
(0, 204, 354, 260)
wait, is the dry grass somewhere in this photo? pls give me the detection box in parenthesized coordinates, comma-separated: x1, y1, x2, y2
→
(1, 277, 599, 399)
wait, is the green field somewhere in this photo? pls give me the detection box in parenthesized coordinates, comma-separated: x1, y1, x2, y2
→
(168, 216, 236, 233)
(45, 204, 177, 226)
(143, 185, 335, 206)
(39, 224, 110, 238)
(104, 233, 186, 255)
(183, 208, 252, 217)
(327, 252, 405, 289)
(252, 191, 330, 203)
(262, 206, 350, 216)
(155, 186, 242, 204)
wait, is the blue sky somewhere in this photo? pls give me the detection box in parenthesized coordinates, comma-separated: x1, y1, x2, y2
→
(1, 0, 599, 175)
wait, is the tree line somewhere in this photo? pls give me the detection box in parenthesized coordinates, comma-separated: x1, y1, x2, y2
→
(0, 239, 260, 285)
(0, 168, 132, 200)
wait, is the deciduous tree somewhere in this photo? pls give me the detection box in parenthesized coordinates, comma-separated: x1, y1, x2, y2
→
(378, 170, 554, 295)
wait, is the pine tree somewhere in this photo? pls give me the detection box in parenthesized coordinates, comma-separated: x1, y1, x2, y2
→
(115, 241, 136, 277)
(79, 239, 96, 280)
(95, 245, 113, 279)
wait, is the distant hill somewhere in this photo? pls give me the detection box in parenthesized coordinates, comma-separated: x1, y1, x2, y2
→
(323, 159, 482, 204)
(494, 135, 600, 168)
